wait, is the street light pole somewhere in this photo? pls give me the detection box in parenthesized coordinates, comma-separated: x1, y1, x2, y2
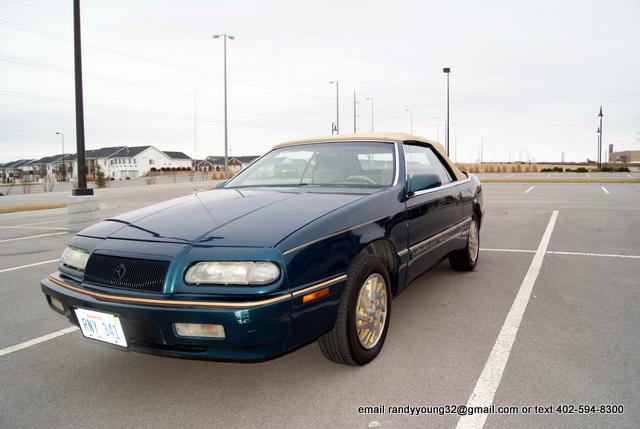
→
(329, 81, 339, 134)
(366, 97, 374, 132)
(72, 0, 91, 195)
(56, 131, 65, 181)
(405, 109, 413, 134)
(212, 33, 235, 178)
(353, 91, 357, 133)
(598, 106, 603, 168)
(597, 126, 601, 167)
(443, 67, 451, 156)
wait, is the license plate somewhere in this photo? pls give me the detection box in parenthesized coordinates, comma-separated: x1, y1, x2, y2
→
(74, 308, 128, 347)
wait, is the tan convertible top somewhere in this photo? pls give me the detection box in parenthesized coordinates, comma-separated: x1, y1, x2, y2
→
(275, 132, 466, 181)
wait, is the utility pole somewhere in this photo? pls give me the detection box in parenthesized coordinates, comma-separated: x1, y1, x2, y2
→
(329, 81, 339, 134)
(597, 126, 601, 166)
(353, 91, 357, 133)
(405, 108, 413, 134)
(212, 33, 235, 178)
(366, 97, 374, 132)
(598, 106, 603, 168)
(72, 0, 91, 195)
(443, 67, 451, 156)
(194, 86, 197, 171)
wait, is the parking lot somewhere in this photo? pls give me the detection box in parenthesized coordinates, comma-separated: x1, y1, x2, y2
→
(1, 180, 638, 428)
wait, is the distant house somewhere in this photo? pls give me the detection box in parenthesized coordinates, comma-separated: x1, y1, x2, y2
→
(29, 155, 62, 181)
(3, 145, 195, 183)
(67, 146, 126, 180)
(1, 155, 72, 183)
(84, 147, 126, 179)
(204, 155, 260, 172)
(163, 151, 193, 170)
(1, 159, 35, 183)
(106, 146, 158, 180)
(234, 155, 260, 169)
(103, 146, 192, 179)
(193, 159, 215, 172)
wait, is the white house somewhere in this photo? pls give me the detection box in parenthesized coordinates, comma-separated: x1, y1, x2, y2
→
(105, 146, 162, 180)
(71, 146, 126, 180)
(163, 151, 193, 169)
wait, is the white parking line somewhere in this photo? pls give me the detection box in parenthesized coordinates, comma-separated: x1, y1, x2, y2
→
(547, 251, 640, 259)
(0, 327, 78, 357)
(481, 248, 640, 259)
(457, 210, 558, 429)
(16, 219, 65, 227)
(627, 174, 632, 178)
(0, 259, 60, 274)
(524, 186, 535, 194)
(601, 186, 609, 194)
(507, 174, 514, 178)
(546, 174, 551, 178)
(0, 231, 68, 243)
(0, 226, 68, 231)
(480, 248, 536, 254)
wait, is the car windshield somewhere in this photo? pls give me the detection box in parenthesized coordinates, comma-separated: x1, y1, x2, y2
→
(225, 141, 396, 188)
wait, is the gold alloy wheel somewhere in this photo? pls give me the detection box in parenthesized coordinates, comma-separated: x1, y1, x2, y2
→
(355, 273, 388, 350)
(468, 220, 479, 263)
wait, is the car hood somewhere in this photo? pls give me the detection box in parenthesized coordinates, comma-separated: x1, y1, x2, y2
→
(78, 188, 369, 247)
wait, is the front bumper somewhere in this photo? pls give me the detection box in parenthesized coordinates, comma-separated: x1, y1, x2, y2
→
(41, 273, 293, 362)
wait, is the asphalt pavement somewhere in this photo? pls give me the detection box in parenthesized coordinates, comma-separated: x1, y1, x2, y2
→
(0, 180, 638, 428)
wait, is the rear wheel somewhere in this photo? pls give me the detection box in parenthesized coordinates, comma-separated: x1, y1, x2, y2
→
(319, 254, 391, 366)
(449, 216, 480, 271)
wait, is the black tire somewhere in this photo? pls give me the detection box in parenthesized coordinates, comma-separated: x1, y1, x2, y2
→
(318, 254, 392, 366)
(449, 216, 480, 271)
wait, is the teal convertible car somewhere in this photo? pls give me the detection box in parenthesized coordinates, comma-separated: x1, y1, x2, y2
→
(41, 133, 483, 366)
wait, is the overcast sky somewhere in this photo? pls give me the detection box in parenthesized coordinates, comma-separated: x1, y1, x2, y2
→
(1, 0, 638, 163)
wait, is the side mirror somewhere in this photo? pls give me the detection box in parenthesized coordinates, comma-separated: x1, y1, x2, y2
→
(214, 180, 227, 189)
(408, 173, 441, 194)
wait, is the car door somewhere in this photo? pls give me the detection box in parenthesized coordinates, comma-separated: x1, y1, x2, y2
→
(404, 143, 462, 284)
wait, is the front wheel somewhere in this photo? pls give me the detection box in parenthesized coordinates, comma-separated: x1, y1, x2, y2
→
(449, 216, 480, 271)
(319, 254, 391, 366)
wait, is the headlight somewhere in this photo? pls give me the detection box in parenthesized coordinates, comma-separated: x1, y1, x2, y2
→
(60, 246, 90, 271)
(185, 261, 280, 285)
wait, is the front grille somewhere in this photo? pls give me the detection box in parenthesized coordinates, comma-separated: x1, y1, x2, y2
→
(84, 254, 170, 293)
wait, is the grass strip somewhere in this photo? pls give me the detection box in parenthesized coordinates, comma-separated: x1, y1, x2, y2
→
(0, 203, 67, 214)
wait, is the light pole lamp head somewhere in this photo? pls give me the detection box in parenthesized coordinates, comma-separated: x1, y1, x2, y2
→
(212, 34, 221, 38)
(56, 131, 61, 135)
(598, 106, 603, 117)
(228, 35, 235, 40)
(443, 67, 451, 73)
(329, 81, 337, 85)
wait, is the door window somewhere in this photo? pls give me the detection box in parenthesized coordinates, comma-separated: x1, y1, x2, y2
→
(403, 144, 452, 186)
